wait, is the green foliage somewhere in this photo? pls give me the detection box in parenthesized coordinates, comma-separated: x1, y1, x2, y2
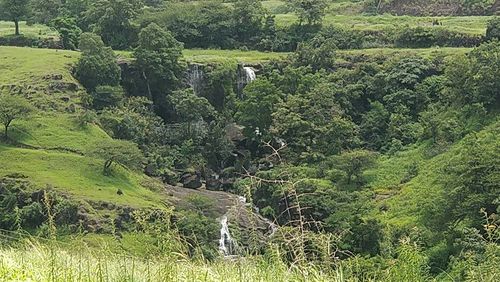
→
(236, 79, 283, 140)
(29, 0, 62, 25)
(90, 85, 124, 110)
(233, 0, 266, 44)
(486, 17, 500, 41)
(134, 23, 184, 115)
(99, 97, 165, 145)
(360, 101, 390, 150)
(0, 0, 29, 35)
(168, 89, 215, 124)
(0, 94, 35, 138)
(286, 0, 327, 25)
(438, 126, 500, 230)
(272, 82, 359, 162)
(84, 0, 142, 49)
(175, 210, 219, 259)
(75, 33, 121, 91)
(385, 239, 430, 282)
(87, 139, 145, 174)
(327, 149, 377, 185)
(394, 26, 482, 48)
(445, 40, 500, 109)
(50, 17, 82, 50)
(293, 38, 336, 70)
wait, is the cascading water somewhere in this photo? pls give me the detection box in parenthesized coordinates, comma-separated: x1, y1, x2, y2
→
(219, 215, 236, 256)
(218, 195, 277, 258)
(243, 67, 256, 83)
(237, 66, 257, 98)
(186, 64, 205, 95)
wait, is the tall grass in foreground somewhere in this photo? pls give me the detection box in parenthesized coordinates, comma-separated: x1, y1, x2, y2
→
(0, 241, 343, 282)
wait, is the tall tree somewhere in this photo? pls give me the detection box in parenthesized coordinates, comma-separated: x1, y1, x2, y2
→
(134, 23, 185, 117)
(84, 0, 143, 49)
(29, 0, 62, 25)
(232, 0, 266, 44)
(235, 78, 282, 140)
(74, 33, 121, 91)
(1, 0, 30, 35)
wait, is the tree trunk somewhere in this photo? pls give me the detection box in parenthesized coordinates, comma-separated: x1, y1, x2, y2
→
(4, 120, 12, 138)
(14, 20, 20, 36)
(142, 71, 153, 101)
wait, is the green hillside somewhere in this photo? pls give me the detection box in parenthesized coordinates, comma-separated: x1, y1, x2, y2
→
(0, 0, 499, 280)
(0, 46, 163, 208)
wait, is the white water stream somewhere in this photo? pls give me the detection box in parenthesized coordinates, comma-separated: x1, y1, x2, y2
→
(243, 67, 256, 83)
(218, 215, 236, 256)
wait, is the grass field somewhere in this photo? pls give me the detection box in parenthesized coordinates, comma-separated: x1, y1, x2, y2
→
(0, 240, 341, 282)
(274, 14, 491, 35)
(0, 46, 78, 84)
(183, 49, 289, 63)
(337, 47, 471, 60)
(0, 21, 58, 38)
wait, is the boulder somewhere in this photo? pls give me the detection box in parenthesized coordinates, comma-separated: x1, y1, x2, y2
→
(180, 172, 202, 189)
(206, 177, 221, 191)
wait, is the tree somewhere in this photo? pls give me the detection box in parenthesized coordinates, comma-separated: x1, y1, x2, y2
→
(99, 97, 166, 145)
(168, 89, 215, 136)
(235, 78, 282, 140)
(84, 0, 143, 49)
(87, 139, 144, 174)
(90, 85, 124, 110)
(286, 0, 327, 26)
(134, 23, 184, 116)
(293, 38, 336, 70)
(360, 101, 389, 150)
(74, 33, 121, 91)
(232, 0, 266, 44)
(50, 17, 82, 50)
(329, 149, 377, 185)
(0, 95, 35, 138)
(29, 0, 62, 25)
(0, 0, 30, 35)
(445, 41, 500, 110)
(486, 17, 500, 41)
(272, 83, 359, 162)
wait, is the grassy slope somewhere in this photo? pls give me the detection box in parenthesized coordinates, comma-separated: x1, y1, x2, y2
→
(366, 120, 499, 229)
(0, 46, 163, 208)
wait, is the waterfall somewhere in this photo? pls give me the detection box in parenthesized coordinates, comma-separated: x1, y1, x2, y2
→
(219, 215, 236, 256)
(186, 64, 205, 95)
(237, 66, 257, 98)
(243, 67, 256, 83)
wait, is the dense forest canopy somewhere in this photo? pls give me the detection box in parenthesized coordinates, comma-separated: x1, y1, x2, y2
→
(0, 0, 499, 281)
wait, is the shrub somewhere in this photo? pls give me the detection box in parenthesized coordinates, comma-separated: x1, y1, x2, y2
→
(0, 34, 61, 48)
(486, 17, 500, 41)
(394, 27, 482, 48)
